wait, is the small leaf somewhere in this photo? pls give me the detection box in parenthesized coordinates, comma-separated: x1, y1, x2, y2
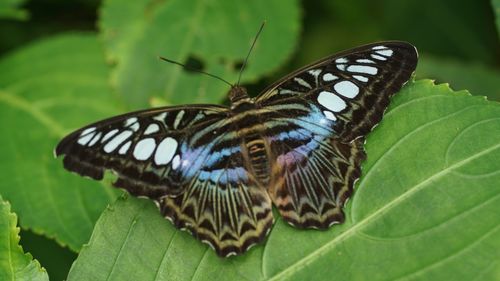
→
(0, 195, 49, 281)
(494, 0, 500, 38)
(416, 53, 500, 101)
(0, 33, 121, 251)
(0, 0, 29, 20)
(99, 0, 301, 107)
(66, 80, 500, 280)
(20, 229, 76, 281)
(378, 0, 499, 64)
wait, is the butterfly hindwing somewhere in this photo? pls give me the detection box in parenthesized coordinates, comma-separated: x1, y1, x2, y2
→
(269, 134, 365, 228)
(258, 41, 417, 228)
(55, 105, 228, 197)
(160, 143, 274, 257)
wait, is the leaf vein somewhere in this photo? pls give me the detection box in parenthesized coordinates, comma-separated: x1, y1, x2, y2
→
(267, 135, 500, 281)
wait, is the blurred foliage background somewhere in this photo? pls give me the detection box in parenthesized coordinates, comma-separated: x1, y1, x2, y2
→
(0, 0, 498, 280)
(1, 0, 499, 100)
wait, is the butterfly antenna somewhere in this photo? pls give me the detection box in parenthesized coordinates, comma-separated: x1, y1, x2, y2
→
(158, 56, 233, 87)
(236, 21, 266, 86)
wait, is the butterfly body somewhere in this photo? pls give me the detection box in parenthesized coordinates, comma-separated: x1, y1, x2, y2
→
(55, 42, 418, 257)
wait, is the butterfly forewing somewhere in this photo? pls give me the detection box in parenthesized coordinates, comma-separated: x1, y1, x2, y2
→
(257, 41, 417, 228)
(55, 105, 229, 197)
(257, 41, 418, 141)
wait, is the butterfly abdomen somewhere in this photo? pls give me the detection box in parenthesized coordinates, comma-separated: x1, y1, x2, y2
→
(244, 134, 271, 185)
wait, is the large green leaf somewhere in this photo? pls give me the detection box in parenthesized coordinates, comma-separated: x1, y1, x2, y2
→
(0, 33, 121, 251)
(66, 80, 500, 280)
(99, 0, 301, 108)
(0, 195, 48, 281)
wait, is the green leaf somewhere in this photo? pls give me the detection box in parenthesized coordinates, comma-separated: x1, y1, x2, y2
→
(0, 0, 29, 20)
(0, 33, 121, 251)
(494, 0, 500, 38)
(66, 80, 500, 280)
(0, 195, 48, 281)
(99, 0, 301, 108)
(416, 53, 500, 101)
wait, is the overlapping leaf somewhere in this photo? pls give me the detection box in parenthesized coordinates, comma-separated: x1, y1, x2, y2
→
(67, 80, 500, 280)
(0, 195, 48, 281)
(493, 0, 500, 39)
(416, 54, 500, 101)
(99, 0, 301, 107)
(0, 0, 28, 20)
(0, 34, 121, 251)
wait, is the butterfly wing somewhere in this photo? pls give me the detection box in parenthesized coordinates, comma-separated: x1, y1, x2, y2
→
(257, 41, 418, 141)
(55, 105, 229, 197)
(258, 42, 418, 228)
(160, 136, 273, 256)
(56, 105, 274, 256)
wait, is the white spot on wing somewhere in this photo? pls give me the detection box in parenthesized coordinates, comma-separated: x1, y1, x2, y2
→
(307, 69, 321, 77)
(153, 112, 167, 122)
(77, 131, 95, 146)
(104, 130, 133, 153)
(323, 110, 337, 121)
(353, 75, 369, 82)
(155, 137, 178, 165)
(317, 91, 347, 112)
(376, 49, 393, 57)
(322, 73, 337, 82)
(293, 77, 312, 89)
(125, 117, 137, 126)
(133, 138, 156, 160)
(334, 80, 359, 98)
(102, 129, 119, 142)
(130, 122, 140, 132)
(335, 58, 347, 63)
(173, 110, 185, 129)
(336, 58, 347, 71)
(118, 141, 131, 155)
(172, 155, 181, 170)
(81, 127, 96, 136)
(372, 45, 386, 50)
(371, 54, 387, 61)
(144, 124, 159, 135)
(347, 65, 378, 75)
(88, 132, 102, 147)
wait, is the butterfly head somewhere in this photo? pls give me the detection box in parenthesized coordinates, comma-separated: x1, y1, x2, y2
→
(229, 86, 250, 107)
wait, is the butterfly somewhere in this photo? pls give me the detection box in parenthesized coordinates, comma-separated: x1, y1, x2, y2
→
(55, 41, 418, 257)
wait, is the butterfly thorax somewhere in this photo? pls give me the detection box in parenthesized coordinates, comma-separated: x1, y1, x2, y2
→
(229, 86, 251, 109)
